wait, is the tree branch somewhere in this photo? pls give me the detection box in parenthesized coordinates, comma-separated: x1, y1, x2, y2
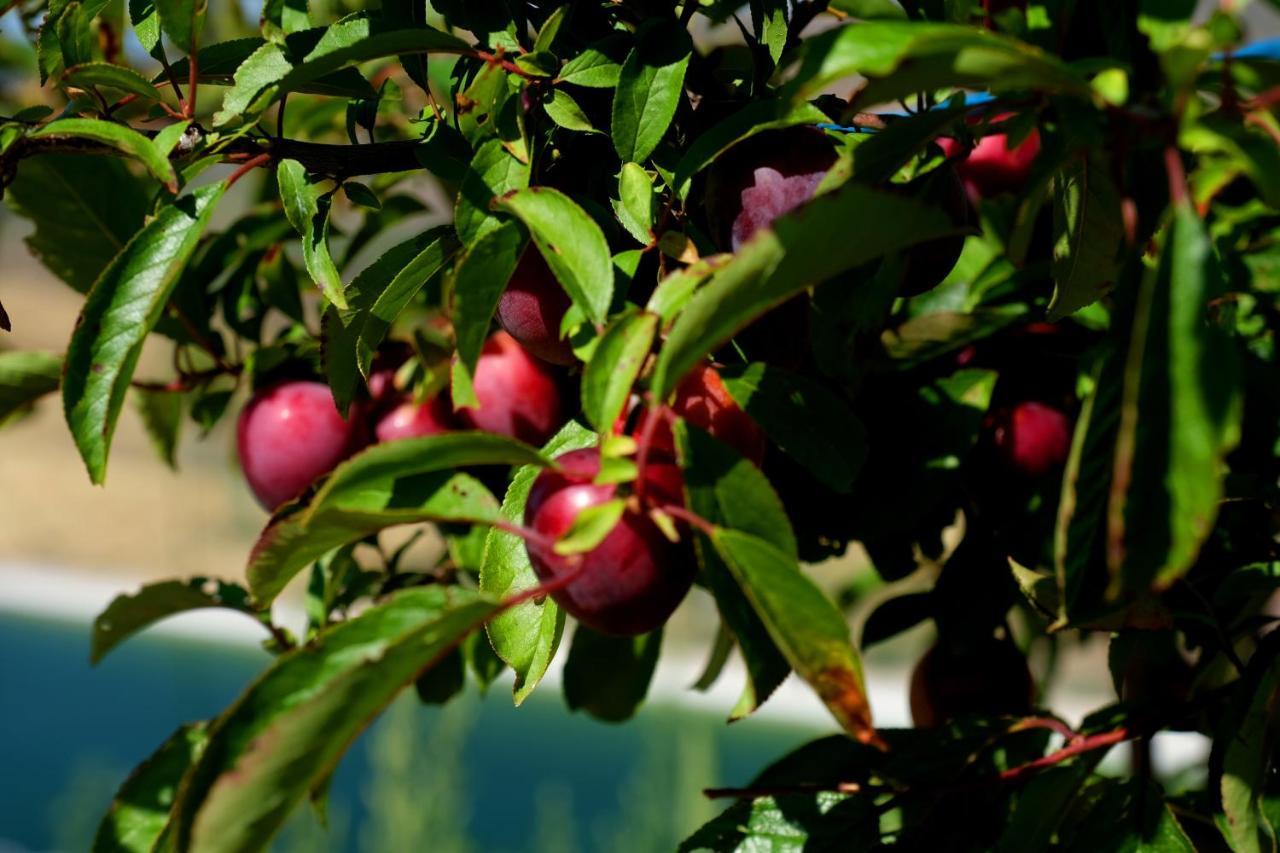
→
(0, 130, 436, 183)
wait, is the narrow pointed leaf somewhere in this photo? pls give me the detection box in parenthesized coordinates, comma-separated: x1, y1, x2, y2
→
(581, 310, 657, 432)
(495, 186, 613, 324)
(247, 432, 544, 603)
(93, 724, 208, 853)
(91, 578, 263, 665)
(31, 118, 177, 191)
(63, 184, 224, 484)
(0, 351, 61, 422)
(277, 159, 346, 309)
(611, 21, 691, 163)
(481, 420, 595, 704)
(171, 586, 497, 853)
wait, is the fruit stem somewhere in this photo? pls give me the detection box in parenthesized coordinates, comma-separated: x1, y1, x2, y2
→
(656, 504, 718, 537)
(633, 398, 675, 503)
(490, 518, 559, 553)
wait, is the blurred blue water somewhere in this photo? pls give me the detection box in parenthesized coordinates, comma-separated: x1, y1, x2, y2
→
(0, 611, 818, 851)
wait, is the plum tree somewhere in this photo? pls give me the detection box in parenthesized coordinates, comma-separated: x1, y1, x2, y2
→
(456, 331, 565, 446)
(634, 363, 766, 463)
(523, 448, 696, 636)
(987, 400, 1073, 477)
(495, 249, 576, 365)
(237, 381, 363, 510)
(909, 637, 1034, 727)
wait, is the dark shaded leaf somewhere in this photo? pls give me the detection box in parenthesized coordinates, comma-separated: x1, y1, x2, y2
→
(563, 626, 662, 722)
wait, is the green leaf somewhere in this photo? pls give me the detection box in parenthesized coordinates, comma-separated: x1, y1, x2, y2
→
(563, 626, 662, 722)
(553, 498, 627, 555)
(277, 159, 347, 309)
(651, 182, 956, 400)
(63, 61, 163, 100)
(133, 388, 183, 469)
(712, 528, 874, 741)
(1184, 114, 1280, 210)
(450, 220, 527, 410)
(93, 724, 208, 853)
(342, 181, 381, 210)
(495, 187, 613, 324)
(480, 420, 596, 704)
(750, 0, 789, 65)
(247, 432, 540, 604)
(1220, 660, 1280, 853)
(611, 21, 691, 164)
(91, 577, 263, 664)
(681, 792, 871, 852)
(62, 184, 224, 484)
(213, 15, 469, 126)
(131, 0, 161, 54)
(1107, 206, 1243, 595)
(677, 424, 791, 720)
(0, 351, 61, 424)
(155, 0, 203, 52)
(170, 586, 497, 852)
(615, 162, 655, 244)
(720, 363, 867, 494)
(31, 118, 177, 192)
(163, 34, 375, 97)
(455, 139, 530, 248)
(6, 153, 148, 293)
(544, 89, 599, 133)
(1050, 154, 1123, 320)
(828, 0, 908, 19)
(784, 22, 1090, 105)
(556, 36, 626, 87)
(152, 120, 192, 160)
(673, 99, 829, 201)
(322, 227, 458, 413)
(581, 310, 658, 432)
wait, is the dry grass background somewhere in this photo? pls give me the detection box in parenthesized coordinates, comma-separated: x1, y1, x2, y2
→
(0, 216, 263, 581)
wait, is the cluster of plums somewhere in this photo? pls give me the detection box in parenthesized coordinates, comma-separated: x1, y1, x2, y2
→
(235, 113, 1067, 711)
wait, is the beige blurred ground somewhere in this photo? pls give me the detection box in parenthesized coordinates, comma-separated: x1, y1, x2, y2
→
(0, 214, 264, 581)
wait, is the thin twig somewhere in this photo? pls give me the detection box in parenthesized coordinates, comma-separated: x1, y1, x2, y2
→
(225, 152, 271, 188)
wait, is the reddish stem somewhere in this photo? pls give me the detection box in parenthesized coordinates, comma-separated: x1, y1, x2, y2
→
(656, 504, 719, 537)
(185, 45, 199, 120)
(633, 400, 675, 503)
(225, 153, 272, 188)
(998, 727, 1130, 783)
(490, 518, 558, 553)
(1163, 146, 1189, 209)
(1009, 716, 1079, 741)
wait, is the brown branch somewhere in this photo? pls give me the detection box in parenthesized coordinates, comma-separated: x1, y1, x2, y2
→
(705, 781, 868, 799)
(1, 130, 434, 180)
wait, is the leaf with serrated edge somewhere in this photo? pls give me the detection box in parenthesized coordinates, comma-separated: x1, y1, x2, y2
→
(277, 159, 347, 309)
(611, 21, 691, 164)
(582, 311, 657, 432)
(248, 433, 543, 604)
(31, 118, 177, 191)
(0, 351, 61, 422)
(496, 187, 613, 324)
(455, 139, 530, 248)
(171, 586, 497, 852)
(450, 220, 527, 411)
(481, 420, 596, 704)
(62, 184, 224, 484)
(94, 723, 208, 853)
(91, 578, 262, 664)
(712, 528, 875, 742)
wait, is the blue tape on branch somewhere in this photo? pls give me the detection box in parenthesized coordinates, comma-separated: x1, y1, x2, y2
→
(819, 91, 998, 134)
(1216, 37, 1280, 62)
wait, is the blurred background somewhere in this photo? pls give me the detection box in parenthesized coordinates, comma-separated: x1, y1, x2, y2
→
(4, 1, 1278, 850)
